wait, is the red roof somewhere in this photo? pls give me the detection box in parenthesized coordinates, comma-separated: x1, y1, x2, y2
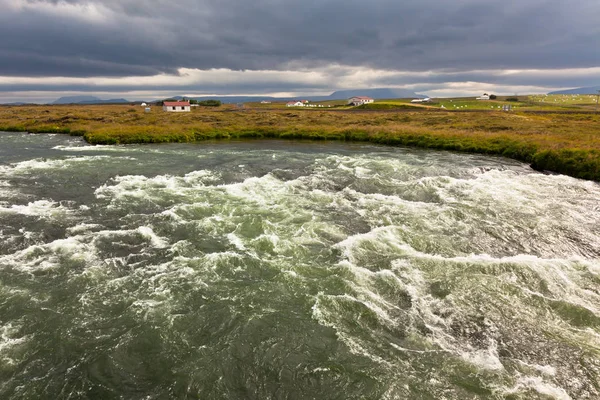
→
(350, 96, 373, 100)
(163, 101, 190, 106)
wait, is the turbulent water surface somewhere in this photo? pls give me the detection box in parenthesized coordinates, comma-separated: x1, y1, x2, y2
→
(0, 133, 599, 399)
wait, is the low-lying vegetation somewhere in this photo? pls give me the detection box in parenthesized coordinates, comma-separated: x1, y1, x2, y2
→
(1, 104, 599, 181)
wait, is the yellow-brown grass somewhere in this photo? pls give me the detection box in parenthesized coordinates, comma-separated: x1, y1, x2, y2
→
(1, 104, 599, 180)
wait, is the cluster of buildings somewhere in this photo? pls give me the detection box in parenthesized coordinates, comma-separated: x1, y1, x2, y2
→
(347, 96, 374, 106)
(286, 100, 310, 107)
(159, 95, 379, 112)
(285, 96, 375, 107)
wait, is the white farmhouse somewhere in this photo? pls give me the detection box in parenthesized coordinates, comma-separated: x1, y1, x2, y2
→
(476, 94, 490, 100)
(412, 97, 432, 103)
(286, 101, 305, 107)
(163, 101, 191, 112)
(348, 96, 374, 106)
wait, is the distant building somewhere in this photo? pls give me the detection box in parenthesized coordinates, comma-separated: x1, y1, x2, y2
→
(476, 94, 490, 100)
(348, 96, 374, 106)
(412, 97, 432, 103)
(260, 100, 272, 104)
(286, 101, 305, 107)
(163, 101, 191, 112)
(141, 102, 147, 107)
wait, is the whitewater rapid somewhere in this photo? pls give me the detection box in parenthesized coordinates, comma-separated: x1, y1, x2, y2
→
(0, 133, 599, 399)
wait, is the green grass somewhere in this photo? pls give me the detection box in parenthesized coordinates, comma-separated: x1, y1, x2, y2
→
(354, 103, 421, 110)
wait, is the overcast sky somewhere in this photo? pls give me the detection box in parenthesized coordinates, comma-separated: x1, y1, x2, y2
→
(1, 0, 599, 102)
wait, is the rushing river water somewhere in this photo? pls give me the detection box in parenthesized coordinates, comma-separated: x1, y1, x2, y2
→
(0, 133, 599, 399)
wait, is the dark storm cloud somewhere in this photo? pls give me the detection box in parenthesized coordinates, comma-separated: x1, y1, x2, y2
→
(0, 0, 599, 99)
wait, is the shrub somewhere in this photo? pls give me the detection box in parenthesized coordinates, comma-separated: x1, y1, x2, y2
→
(197, 100, 222, 107)
(506, 97, 519, 102)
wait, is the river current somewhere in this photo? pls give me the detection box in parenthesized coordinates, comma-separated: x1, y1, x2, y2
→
(0, 133, 599, 399)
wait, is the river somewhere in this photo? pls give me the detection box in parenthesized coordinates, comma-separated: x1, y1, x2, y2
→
(0, 133, 599, 399)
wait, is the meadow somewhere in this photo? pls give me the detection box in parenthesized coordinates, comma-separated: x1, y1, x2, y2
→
(1, 101, 599, 181)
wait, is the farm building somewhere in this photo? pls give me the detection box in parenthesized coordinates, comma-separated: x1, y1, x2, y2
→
(348, 96, 374, 106)
(411, 97, 431, 103)
(286, 101, 305, 107)
(476, 94, 490, 100)
(163, 101, 191, 112)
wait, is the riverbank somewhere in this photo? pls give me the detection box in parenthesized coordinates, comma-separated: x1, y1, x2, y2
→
(1, 104, 599, 181)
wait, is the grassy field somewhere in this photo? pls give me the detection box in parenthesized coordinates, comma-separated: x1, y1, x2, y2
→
(1, 103, 599, 181)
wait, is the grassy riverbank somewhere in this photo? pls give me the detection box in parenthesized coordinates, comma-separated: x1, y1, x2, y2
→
(1, 104, 599, 181)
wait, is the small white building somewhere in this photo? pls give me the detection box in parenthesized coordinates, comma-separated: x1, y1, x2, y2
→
(163, 101, 191, 112)
(141, 102, 147, 107)
(348, 96, 374, 106)
(286, 101, 304, 107)
(476, 94, 490, 100)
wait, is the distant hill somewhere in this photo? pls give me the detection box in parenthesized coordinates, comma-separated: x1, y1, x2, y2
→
(157, 88, 429, 104)
(52, 96, 130, 104)
(1, 102, 35, 106)
(78, 98, 130, 104)
(53, 96, 102, 104)
(548, 86, 600, 95)
(327, 88, 427, 99)
(48, 87, 428, 106)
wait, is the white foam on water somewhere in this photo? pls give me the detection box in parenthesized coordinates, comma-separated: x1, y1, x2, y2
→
(226, 233, 246, 251)
(222, 174, 288, 206)
(282, 270, 298, 278)
(66, 223, 104, 236)
(130, 299, 165, 320)
(504, 376, 573, 400)
(0, 322, 29, 366)
(517, 360, 557, 377)
(461, 346, 504, 371)
(0, 235, 95, 272)
(53, 145, 131, 152)
(0, 156, 119, 176)
(311, 293, 394, 368)
(334, 224, 600, 369)
(136, 226, 169, 249)
(52, 144, 179, 155)
(0, 200, 72, 218)
(338, 223, 600, 317)
(94, 170, 219, 204)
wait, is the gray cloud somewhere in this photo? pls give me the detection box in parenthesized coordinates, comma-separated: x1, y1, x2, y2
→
(0, 0, 599, 100)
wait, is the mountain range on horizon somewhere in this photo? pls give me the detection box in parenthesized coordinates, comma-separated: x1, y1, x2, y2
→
(548, 85, 600, 95)
(1, 88, 429, 105)
(52, 96, 131, 105)
(16, 84, 600, 105)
